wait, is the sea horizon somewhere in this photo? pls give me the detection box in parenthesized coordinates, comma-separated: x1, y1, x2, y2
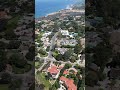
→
(35, 0, 84, 18)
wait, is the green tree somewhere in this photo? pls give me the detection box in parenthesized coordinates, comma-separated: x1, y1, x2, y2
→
(9, 79, 22, 90)
(0, 41, 7, 49)
(10, 53, 27, 68)
(56, 54, 63, 61)
(29, 83, 35, 90)
(7, 40, 21, 49)
(74, 44, 82, 55)
(0, 50, 7, 71)
(38, 49, 47, 56)
(0, 73, 11, 84)
(25, 51, 34, 61)
(63, 49, 73, 61)
(54, 80, 60, 89)
(70, 56, 76, 63)
(79, 87, 84, 90)
(93, 42, 112, 71)
(29, 46, 35, 52)
(64, 64, 72, 69)
(85, 71, 99, 86)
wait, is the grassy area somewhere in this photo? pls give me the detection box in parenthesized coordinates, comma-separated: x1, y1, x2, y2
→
(40, 53, 48, 57)
(39, 49, 48, 57)
(0, 84, 9, 90)
(36, 72, 51, 90)
(52, 50, 59, 58)
(61, 45, 75, 48)
(36, 32, 44, 40)
(12, 64, 32, 74)
(35, 61, 42, 69)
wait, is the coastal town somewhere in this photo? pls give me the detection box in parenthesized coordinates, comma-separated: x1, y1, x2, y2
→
(35, 3, 85, 90)
(0, 0, 34, 90)
(1, 0, 120, 90)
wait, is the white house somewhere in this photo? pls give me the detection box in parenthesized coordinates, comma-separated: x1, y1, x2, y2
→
(60, 30, 69, 36)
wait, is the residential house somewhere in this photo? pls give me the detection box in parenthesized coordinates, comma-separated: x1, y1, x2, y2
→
(59, 76, 77, 90)
(60, 30, 69, 36)
(56, 48, 68, 55)
(60, 39, 77, 46)
(47, 64, 63, 79)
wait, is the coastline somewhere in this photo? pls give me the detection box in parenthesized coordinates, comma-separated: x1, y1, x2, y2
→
(35, 4, 73, 19)
(35, 4, 84, 20)
(35, 0, 82, 19)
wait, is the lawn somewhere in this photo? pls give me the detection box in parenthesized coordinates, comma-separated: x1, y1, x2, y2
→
(36, 32, 44, 40)
(0, 84, 9, 90)
(52, 50, 59, 58)
(35, 61, 42, 69)
(36, 72, 51, 90)
(39, 49, 48, 57)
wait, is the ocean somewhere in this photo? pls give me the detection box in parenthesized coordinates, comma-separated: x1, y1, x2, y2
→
(35, 0, 84, 18)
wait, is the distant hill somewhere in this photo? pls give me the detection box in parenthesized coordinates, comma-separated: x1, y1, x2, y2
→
(72, 1, 85, 10)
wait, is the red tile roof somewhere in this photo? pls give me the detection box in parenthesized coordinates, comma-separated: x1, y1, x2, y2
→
(48, 65, 59, 74)
(63, 70, 69, 75)
(59, 66, 64, 69)
(60, 76, 77, 90)
(63, 68, 78, 75)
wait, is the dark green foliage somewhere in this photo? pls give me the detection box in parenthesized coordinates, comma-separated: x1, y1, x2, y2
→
(38, 49, 47, 55)
(29, 83, 35, 90)
(85, 71, 99, 86)
(25, 51, 34, 61)
(64, 63, 72, 69)
(29, 46, 35, 52)
(0, 41, 7, 49)
(63, 49, 73, 61)
(56, 54, 63, 61)
(9, 79, 22, 90)
(7, 40, 21, 49)
(0, 73, 11, 84)
(0, 50, 8, 71)
(74, 44, 82, 55)
(10, 53, 27, 68)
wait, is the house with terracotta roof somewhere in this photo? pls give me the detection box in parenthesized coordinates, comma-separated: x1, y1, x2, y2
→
(47, 64, 63, 79)
(59, 76, 77, 90)
(63, 68, 78, 75)
(63, 70, 69, 75)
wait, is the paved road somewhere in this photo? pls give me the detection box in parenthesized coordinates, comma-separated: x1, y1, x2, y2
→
(37, 30, 85, 73)
(36, 31, 59, 73)
(48, 31, 60, 58)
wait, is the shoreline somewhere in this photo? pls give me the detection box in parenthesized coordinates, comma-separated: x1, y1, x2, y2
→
(35, 6, 84, 20)
(35, 3, 75, 19)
